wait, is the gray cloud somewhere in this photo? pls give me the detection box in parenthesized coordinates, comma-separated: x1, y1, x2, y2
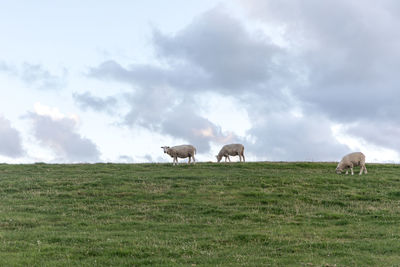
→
(244, 0, 400, 122)
(73, 91, 118, 114)
(124, 89, 233, 153)
(237, 0, 400, 156)
(123, 87, 175, 130)
(151, 8, 284, 92)
(0, 61, 67, 90)
(0, 61, 15, 74)
(27, 113, 100, 162)
(88, 5, 366, 160)
(160, 99, 235, 153)
(89, 59, 210, 92)
(0, 116, 25, 158)
(247, 112, 349, 161)
(90, 8, 284, 95)
(21, 63, 67, 90)
(346, 121, 400, 152)
(88, 8, 285, 155)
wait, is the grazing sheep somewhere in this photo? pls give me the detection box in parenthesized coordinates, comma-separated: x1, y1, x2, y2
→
(161, 145, 196, 165)
(336, 152, 367, 175)
(216, 144, 245, 163)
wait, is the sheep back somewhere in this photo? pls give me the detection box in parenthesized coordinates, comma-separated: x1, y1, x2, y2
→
(218, 144, 244, 157)
(168, 145, 196, 158)
(337, 152, 365, 170)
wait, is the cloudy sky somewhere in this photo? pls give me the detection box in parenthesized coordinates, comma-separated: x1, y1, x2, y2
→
(1, 0, 400, 163)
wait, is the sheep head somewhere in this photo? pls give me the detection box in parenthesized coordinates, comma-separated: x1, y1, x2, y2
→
(335, 162, 344, 174)
(161, 146, 170, 154)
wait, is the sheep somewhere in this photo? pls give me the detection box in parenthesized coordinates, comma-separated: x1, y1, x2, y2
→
(161, 145, 196, 165)
(216, 144, 245, 163)
(336, 152, 367, 175)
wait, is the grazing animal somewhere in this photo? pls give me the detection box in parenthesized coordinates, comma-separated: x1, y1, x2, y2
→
(161, 145, 196, 165)
(336, 152, 367, 175)
(216, 144, 245, 163)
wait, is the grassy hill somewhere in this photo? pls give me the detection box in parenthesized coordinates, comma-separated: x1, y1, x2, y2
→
(0, 162, 400, 266)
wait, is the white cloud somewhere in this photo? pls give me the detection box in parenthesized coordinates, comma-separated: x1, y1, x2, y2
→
(34, 102, 79, 122)
(27, 104, 100, 163)
(332, 123, 400, 163)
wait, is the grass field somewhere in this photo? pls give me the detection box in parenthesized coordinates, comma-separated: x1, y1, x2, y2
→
(0, 162, 400, 266)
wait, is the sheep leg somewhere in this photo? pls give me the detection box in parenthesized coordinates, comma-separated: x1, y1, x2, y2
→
(227, 156, 231, 162)
(361, 164, 367, 175)
(242, 153, 245, 162)
(188, 156, 191, 164)
(174, 157, 178, 165)
(239, 154, 242, 162)
(192, 155, 196, 164)
(345, 170, 349, 175)
(351, 167, 354, 175)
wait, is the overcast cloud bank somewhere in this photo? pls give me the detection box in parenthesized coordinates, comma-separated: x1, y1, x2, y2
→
(242, 0, 400, 157)
(88, 6, 358, 161)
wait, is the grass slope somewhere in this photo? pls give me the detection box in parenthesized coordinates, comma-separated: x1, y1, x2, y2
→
(0, 162, 400, 266)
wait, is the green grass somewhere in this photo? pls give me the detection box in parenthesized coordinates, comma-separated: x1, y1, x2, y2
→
(0, 162, 400, 266)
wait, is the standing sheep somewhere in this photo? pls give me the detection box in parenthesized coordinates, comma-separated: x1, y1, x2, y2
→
(216, 144, 245, 163)
(161, 145, 196, 165)
(336, 152, 367, 175)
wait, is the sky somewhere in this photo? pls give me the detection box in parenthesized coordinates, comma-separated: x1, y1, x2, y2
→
(1, 0, 400, 163)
